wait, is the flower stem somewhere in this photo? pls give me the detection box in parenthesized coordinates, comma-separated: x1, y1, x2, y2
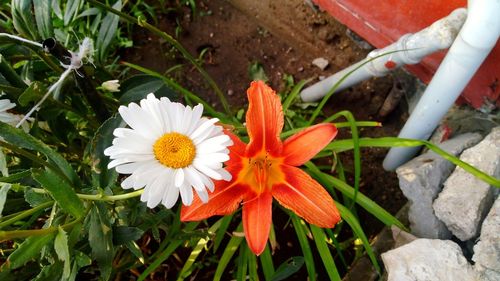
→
(0, 201, 53, 229)
(30, 188, 144, 201)
(87, 0, 231, 115)
(0, 215, 83, 241)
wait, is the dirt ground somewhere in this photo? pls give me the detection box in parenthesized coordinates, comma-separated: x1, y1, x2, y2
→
(123, 0, 409, 279)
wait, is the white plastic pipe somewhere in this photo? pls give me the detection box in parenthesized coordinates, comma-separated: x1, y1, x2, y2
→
(300, 8, 467, 102)
(383, 0, 500, 170)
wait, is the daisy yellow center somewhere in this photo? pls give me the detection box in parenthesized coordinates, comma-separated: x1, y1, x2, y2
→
(153, 132, 196, 169)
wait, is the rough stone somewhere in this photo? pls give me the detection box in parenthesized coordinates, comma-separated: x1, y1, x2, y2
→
(391, 226, 417, 248)
(382, 239, 478, 281)
(396, 133, 482, 239)
(312, 57, 329, 70)
(434, 127, 500, 241)
(473, 196, 500, 280)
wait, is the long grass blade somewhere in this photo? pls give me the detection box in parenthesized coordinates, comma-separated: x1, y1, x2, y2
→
(335, 202, 381, 274)
(310, 225, 341, 281)
(326, 137, 500, 187)
(236, 243, 249, 281)
(176, 219, 223, 280)
(291, 215, 316, 281)
(214, 222, 244, 281)
(282, 79, 309, 112)
(260, 245, 275, 280)
(138, 222, 198, 281)
(305, 162, 407, 230)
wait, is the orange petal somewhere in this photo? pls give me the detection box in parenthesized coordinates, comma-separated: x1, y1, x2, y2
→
(181, 166, 247, 221)
(282, 123, 337, 166)
(272, 165, 340, 228)
(242, 192, 272, 255)
(224, 130, 246, 167)
(245, 81, 284, 157)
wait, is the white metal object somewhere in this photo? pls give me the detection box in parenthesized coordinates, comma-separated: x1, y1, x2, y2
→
(300, 8, 467, 102)
(383, 0, 500, 170)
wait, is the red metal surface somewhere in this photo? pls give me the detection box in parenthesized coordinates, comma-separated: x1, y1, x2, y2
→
(315, 0, 500, 109)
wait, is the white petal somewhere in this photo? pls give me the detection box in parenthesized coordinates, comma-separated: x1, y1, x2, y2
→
(162, 183, 179, 208)
(187, 104, 203, 135)
(178, 105, 192, 134)
(190, 118, 219, 140)
(174, 168, 184, 187)
(195, 188, 209, 203)
(184, 167, 205, 191)
(199, 172, 215, 192)
(193, 160, 224, 180)
(179, 182, 193, 206)
(216, 168, 232, 181)
(195, 152, 229, 163)
(145, 173, 167, 208)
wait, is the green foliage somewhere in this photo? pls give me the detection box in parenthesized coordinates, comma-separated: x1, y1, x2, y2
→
(0, 1, 496, 281)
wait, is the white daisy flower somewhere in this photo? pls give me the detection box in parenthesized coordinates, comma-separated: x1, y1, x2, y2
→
(104, 94, 233, 209)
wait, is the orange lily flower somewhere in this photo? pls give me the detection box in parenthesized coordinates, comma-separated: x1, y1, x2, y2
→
(181, 81, 341, 255)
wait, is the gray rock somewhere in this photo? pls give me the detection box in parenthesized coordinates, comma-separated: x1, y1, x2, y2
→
(382, 239, 478, 281)
(391, 226, 417, 248)
(396, 133, 482, 238)
(312, 57, 329, 70)
(473, 196, 500, 280)
(434, 127, 500, 241)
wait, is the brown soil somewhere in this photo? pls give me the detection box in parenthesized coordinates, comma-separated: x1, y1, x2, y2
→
(122, 0, 408, 279)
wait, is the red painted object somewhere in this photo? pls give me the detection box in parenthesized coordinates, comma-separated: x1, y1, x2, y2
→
(315, 0, 500, 110)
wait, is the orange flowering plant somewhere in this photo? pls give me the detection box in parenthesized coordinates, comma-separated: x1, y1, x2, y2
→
(181, 81, 341, 255)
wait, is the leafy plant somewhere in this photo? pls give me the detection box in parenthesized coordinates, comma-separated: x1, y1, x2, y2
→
(0, 1, 498, 281)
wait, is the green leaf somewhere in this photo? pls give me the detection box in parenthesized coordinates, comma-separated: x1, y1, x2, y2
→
(11, 0, 39, 40)
(305, 162, 407, 230)
(235, 244, 248, 281)
(113, 226, 144, 245)
(96, 0, 121, 63)
(0, 148, 8, 176)
(63, 0, 82, 26)
(76, 7, 101, 19)
(260, 246, 275, 281)
(68, 251, 92, 281)
(52, 0, 62, 19)
(138, 222, 198, 281)
(248, 249, 258, 281)
(18, 81, 46, 106)
(177, 219, 222, 280)
(32, 261, 63, 281)
(248, 62, 268, 82)
(282, 79, 309, 112)
(24, 188, 51, 207)
(119, 74, 175, 104)
(89, 115, 123, 189)
(4, 233, 55, 270)
(291, 215, 316, 281)
(125, 241, 145, 264)
(32, 168, 84, 218)
(213, 214, 233, 252)
(0, 122, 80, 186)
(326, 137, 500, 188)
(271, 257, 304, 281)
(33, 0, 53, 39)
(54, 226, 71, 279)
(213, 223, 244, 281)
(310, 225, 341, 281)
(89, 202, 114, 281)
(336, 202, 381, 274)
(0, 183, 11, 216)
